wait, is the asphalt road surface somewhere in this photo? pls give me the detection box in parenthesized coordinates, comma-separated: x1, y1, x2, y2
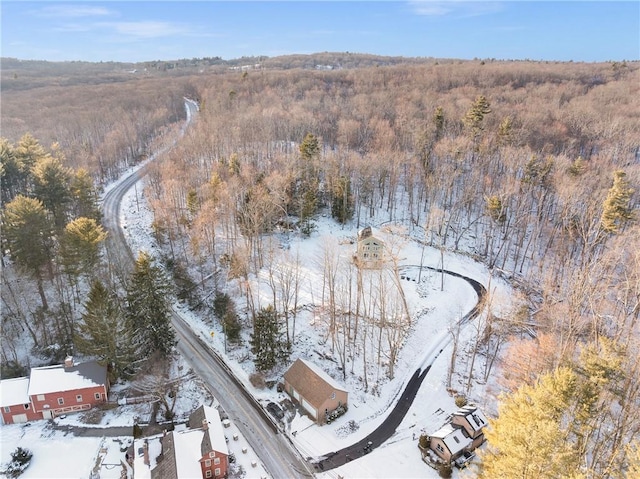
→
(102, 100, 487, 477)
(314, 265, 486, 471)
(101, 99, 313, 478)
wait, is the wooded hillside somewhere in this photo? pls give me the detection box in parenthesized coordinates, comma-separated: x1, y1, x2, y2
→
(2, 55, 639, 476)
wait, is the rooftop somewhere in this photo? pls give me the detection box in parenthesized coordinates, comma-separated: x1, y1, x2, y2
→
(0, 377, 30, 407)
(27, 361, 107, 396)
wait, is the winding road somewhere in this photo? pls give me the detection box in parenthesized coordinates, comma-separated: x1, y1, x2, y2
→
(314, 266, 486, 471)
(102, 100, 487, 477)
(100, 100, 313, 479)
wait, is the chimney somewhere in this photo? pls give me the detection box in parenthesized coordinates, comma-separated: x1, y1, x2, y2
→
(143, 439, 150, 466)
(202, 419, 209, 431)
(64, 356, 74, 369)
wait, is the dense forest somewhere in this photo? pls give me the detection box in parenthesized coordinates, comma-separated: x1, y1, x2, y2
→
(1, 54, 639, 477)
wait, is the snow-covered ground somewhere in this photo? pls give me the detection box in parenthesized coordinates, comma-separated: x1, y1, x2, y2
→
(1, 165, 517, 478)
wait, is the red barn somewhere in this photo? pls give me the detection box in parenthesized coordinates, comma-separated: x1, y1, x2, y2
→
(0, 357, 109, 424)
(0, 377, 41, 424)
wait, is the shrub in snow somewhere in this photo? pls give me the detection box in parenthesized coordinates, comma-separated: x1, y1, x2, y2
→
(249, 372, 266, 389)
(455, 395, 468, 408)
(2, 447, 33, 478)
(438, 462, 452, 478)
(419, 434, 430, 449)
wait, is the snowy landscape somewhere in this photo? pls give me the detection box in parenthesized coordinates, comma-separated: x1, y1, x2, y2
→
(4, 50, 637, 479)
(1, 156, 517, 479)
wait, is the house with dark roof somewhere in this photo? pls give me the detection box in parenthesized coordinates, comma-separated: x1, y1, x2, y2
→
(0, 357, 109, 424)
(151, 405, 229, 479)
(283, 358, 348, 425)
(356, 226, 385, 267)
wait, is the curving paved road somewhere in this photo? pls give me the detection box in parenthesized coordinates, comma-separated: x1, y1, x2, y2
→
(100, 100, 313, 478)
(314, 266, 486, 471)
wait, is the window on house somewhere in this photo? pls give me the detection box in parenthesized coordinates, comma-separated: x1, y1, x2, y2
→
(436, 444, 444, 453)
(37, 395, 45, 401)
(76, 395, 83, 402)
(214, 468, 221, 477)
(24, 404, 30, 410)
(94, 393, 101, 400)
(214, 457, 220, 465)
(209, 452, 215, 458)
(205, 459, 211, 467)
(57, 398, 64, 406)
(205, 471, 212, 478)
(453, 436, 460, 444)
(3, 406, 10, 413)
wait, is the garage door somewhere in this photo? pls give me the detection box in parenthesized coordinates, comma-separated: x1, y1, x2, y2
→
(12, 414, 27, 424)
(301, 398, 317, 419)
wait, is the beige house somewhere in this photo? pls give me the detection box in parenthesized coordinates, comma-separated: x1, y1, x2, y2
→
(356, 226, 384, 267)
(451, 404, 488, 449)
(283, 358, 348, 425)
(429, 423, 473, 463)
(428, 404, 488, 465)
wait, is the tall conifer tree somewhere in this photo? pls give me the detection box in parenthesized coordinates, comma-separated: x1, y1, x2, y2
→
(601, 170, 634, 234)
(126, 252, 176, 358)
(76, 280, 136, 380)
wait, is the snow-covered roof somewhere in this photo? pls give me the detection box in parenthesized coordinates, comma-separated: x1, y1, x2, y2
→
(202, 405, 228, 456)
(173, 429, 206, 479)
(27, 361, 107, 396)
(452, 404, 488, 434)
(0, 377, 30, 407)
(430, 424, 472, 456)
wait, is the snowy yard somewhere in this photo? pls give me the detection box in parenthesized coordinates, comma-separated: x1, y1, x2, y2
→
(0, 169, 517, 479)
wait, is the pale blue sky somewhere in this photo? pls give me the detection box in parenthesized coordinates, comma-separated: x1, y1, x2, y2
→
(2, 1, 638, 62)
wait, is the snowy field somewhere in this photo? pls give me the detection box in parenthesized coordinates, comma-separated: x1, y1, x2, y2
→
(1, 162, 517, 478)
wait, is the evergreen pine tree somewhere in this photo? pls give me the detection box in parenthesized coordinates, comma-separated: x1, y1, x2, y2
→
(126, 252, 176, 358)
(486, 195, 506, 223)
(299, 132, 320, 164)
(0, 138, 22, 204)
(2, 195, 54, 309)
(186, 188, 199, 219)
(627, 441, 640, 478)
(31, 153, 73, 229)
(479, 367, 582, 479)
(331, 176, 354, 224)
(463, 95, 492, 140)
(76, 280, 136, 380)
(433, 106, 445, 141)
(213, 292, 242, 344)
(14, 133, 47, 193)
(70, 168, 101, 221)
(59, 217, 108, 281)
(567, 156, 586, 177)
(600, 170, 634, 234)
(497, 116, 514, 146)
(300, 182, 318, 236)
(249, 305, 289, 371)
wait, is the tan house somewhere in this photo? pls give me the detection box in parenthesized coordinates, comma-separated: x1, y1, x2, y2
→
(356, 226, 384, 267)
(451, 404, 488, 449)
(151, 405, 229, 479)
(283, 358, 348, 425)
(429, 423, 473, 463)
(427, 405, 488, 465)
